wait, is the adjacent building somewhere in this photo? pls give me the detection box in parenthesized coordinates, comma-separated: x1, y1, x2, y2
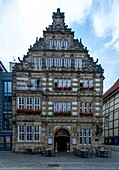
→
(0, 61, 12, 151)
(12, 8, 104, 153)
(103, 79, 119, 145)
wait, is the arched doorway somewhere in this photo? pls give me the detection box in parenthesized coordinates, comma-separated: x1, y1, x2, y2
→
(54, 129, 70, 152)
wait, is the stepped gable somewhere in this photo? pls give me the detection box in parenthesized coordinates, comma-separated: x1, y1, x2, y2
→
(13, 8, 104, 74)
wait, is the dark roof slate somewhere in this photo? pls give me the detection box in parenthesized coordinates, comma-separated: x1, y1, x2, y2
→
(103, 79, 119, 100)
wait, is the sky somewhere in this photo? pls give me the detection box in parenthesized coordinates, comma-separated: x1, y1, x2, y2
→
(0, 0, 119, 93)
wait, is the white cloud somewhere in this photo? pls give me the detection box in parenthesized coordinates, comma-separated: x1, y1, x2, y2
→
(91, 0, 119, 51)
(0, 0, 93, 70)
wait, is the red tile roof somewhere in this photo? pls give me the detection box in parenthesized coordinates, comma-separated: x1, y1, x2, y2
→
(103, 79, 119, 100)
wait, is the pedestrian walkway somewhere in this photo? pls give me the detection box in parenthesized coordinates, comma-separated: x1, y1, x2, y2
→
(0, 151, 119, 170)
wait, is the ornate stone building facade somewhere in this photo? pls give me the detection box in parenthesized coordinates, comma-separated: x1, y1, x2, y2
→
(12, 9, 104, 153)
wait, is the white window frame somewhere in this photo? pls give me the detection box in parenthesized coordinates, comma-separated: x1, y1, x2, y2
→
(67, 102, 71, 111)
(18, 97, 25, 109)
(34, 97, 41, 110)
(89, 80, 93, 88)
(18, 125, 25, 141)
(26, 97, 33, 110)
(50, 40, 53, 49)
(26, 125, 32, 141)
(34, 126, 40, 141)
(63, 102, 67, 111)
(67, 58, 71, 67)
(64, 58, 67, 67)
(54, 102, 58, 112)
(80, 129, 83, 144)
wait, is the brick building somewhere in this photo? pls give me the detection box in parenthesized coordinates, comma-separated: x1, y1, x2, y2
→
(12, 9, 104, 153)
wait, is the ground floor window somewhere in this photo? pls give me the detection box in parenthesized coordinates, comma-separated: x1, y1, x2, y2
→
(0, 134, 12, 151)
(18, 125, 41, 142)
(79, 129, 92, 145)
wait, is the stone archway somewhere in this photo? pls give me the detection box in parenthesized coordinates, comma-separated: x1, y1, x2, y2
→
(54, 129, 70, 152)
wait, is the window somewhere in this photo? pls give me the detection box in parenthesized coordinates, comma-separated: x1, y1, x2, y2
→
(18, 125, 25, 141)
(54, 40, 58, 48)
(54, 102, 58, 112)
(54, 102, 71, 112)
(79, 59, 82, 68)
(63, 80, 66, 87)
(59, 79, 62, 87)
(84, 129, 87, 144)
(54, 79, 58, 87)
(3, 81, 12, 130)
(63, 102, 67, 111)
(34, 97, 41, 110)
(59, 102, 62, 111)
(59, 40, 62, 48)
(34, 58, 42, 69)
(64, 58, 67, 67)
(18, 97, 41, 110)
(79, 128, 92, 145)
(54, 79, 71, 87)
(18, 125, 41, 142)
(89, 103, 93, 113)
(18, 97, 25, 109)
(67, 58, 71, 67)
(105, 115, 109, 126)
(84, 103, 88, 113)
(80, 102, 93, 113)
(84, 80, 88, 88)
(80, 129, 83, 144)
(88, 129, 92, 144)
(80, 80, 83, 87)
(50, 40, 53, 49)
(54, 58, 58, 67)
(67, 102, 71, 111)
(80, 103, 83, 113)
(89, 80, 93, 88)
(59, 58, 62, 67)
(75, 58, 82, 68)
(75, 58, 78, 68)
(64, 40, 67, 49)
(26, 125, 32, 141)
(49, 58, 53, 67)
(34, 126, 40, 141)
(26, 97, 33, 110)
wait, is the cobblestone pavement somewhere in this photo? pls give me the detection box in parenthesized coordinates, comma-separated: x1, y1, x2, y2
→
(0, 151, 119, 170)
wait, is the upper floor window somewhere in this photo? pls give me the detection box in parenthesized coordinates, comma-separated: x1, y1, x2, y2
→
(54, 102, 71, 112)
(75, 58, 82, 68)
(80, 102, 93, 113)
(80, 79, 94, 89)
(34, 58, 42, 69)
(4, 82, 12, 95)
(17, 97, 41, 110)
(49, 40, 67, 49)
(54, 79, 71, 87)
